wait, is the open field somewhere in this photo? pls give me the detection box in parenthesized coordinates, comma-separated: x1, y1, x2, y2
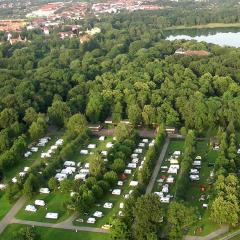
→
(16, 192, 71, 223)
(0, 224, 110, 240)
(165, 22, 240, 30)
(0, 194, 11, 220)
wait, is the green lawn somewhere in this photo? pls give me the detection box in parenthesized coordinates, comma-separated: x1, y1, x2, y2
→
(4, 131, 63, 182)
(0, 224, 110, 240)
(71, 136, 114, 164)
(0, 194, 11, 220)
(16, 192, 71, 223)
(187, 141, 220, 236)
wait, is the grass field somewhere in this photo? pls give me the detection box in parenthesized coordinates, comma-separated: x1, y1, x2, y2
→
(187, 141, 220, 236)
(0, 194, 11, 220)
(16, 192, 71, 223)
(0, 224, 110, 240)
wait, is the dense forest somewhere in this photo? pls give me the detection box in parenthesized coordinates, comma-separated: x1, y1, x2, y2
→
(0, 10, 240, 173)
(0, 1, 239, 239)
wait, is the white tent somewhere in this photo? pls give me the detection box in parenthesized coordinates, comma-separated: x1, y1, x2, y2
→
(160, 196, 170, 203)
(12, 177, 17, 183)
(101, 151, 108, 156)
(64, 161, 75, 167)
(162, 184, 169, 193)
(24, 151, 32, 158)
(119, 202, 124, 209)
(31, 147, 38, 152)
(0, 184, 6, 190)
(131, 154, 138, 158)
(45, 212, 58, 219)
(127, 163, 137, 169)
(87, 217, 96, 224)
(88, 144, 96, 149)
(190, 169, 199, 174)
(25, 205, 37, 212)
(193, 161, 201, 166)
(103, 202, 113, 208)
(80, 168, 89, 174)
(75, 173, 88, 181)
(130, 181, 138, 187)
(55, 139, 63, 146)
(55, 173, 67, 181)
(112, 189, 121, 195)
(35, 200, 45, 206)
(173, 151, 181, 156)
(124, 169, 132, 174)
(39, 188, 50, 194)
(93, 211, 103, 218)
(170, 159, 179, 164)
(134, 148, 142, 154)
(190, 175, 200, 181)
(99, 136, 105, 141)
(106, 142, 113, 148)
(142, 139, 149, 143)
(80, 150, 89, 155)
(66, 166, 76, 172)
(19, 172, 26, 177)
(166, 176, 174, 183)
(154, 192, 163, 198)
(117, 181, 123, 186)
(132, 158, 139, 164)
(138, 143, 145, 147)
(24, 167, 30, 172)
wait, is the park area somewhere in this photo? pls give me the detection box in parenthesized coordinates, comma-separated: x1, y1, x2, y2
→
(13, 131, 153, 228)
(152, 138, 220, 236)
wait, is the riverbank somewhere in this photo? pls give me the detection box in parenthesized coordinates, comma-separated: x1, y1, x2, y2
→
(165, 23, 240, 31)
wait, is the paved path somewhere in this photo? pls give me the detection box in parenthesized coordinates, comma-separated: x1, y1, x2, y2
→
(185, 225, 229, 240)
(11, 218, 108, 233)
(145, 137, 170, 194)
(0, 196, 26, 234)
(221, 228, 240, 240)
(0, 197, 108, 235)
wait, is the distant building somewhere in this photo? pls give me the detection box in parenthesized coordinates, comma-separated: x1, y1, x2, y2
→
(175, 48, 210, 56)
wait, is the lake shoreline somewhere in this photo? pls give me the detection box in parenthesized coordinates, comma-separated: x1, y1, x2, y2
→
(164, 23, 240, 31)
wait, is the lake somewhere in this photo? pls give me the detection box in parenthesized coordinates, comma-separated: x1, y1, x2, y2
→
(165, 27, 240, 48)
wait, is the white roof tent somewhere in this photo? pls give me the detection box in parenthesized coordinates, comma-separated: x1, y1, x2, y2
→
(87, 217, 96, 224)
(35, 200, 45, 206)
(39, 188, 50, 194)
(45, 212, 58, 219)
(103, 202, 113, 208)
(80, 150, 89, 155)
(25, 205, 37, 212)
(88, 144, 96, 149)
(64, 161, 75, 167)
(112, 189, 121, 195)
